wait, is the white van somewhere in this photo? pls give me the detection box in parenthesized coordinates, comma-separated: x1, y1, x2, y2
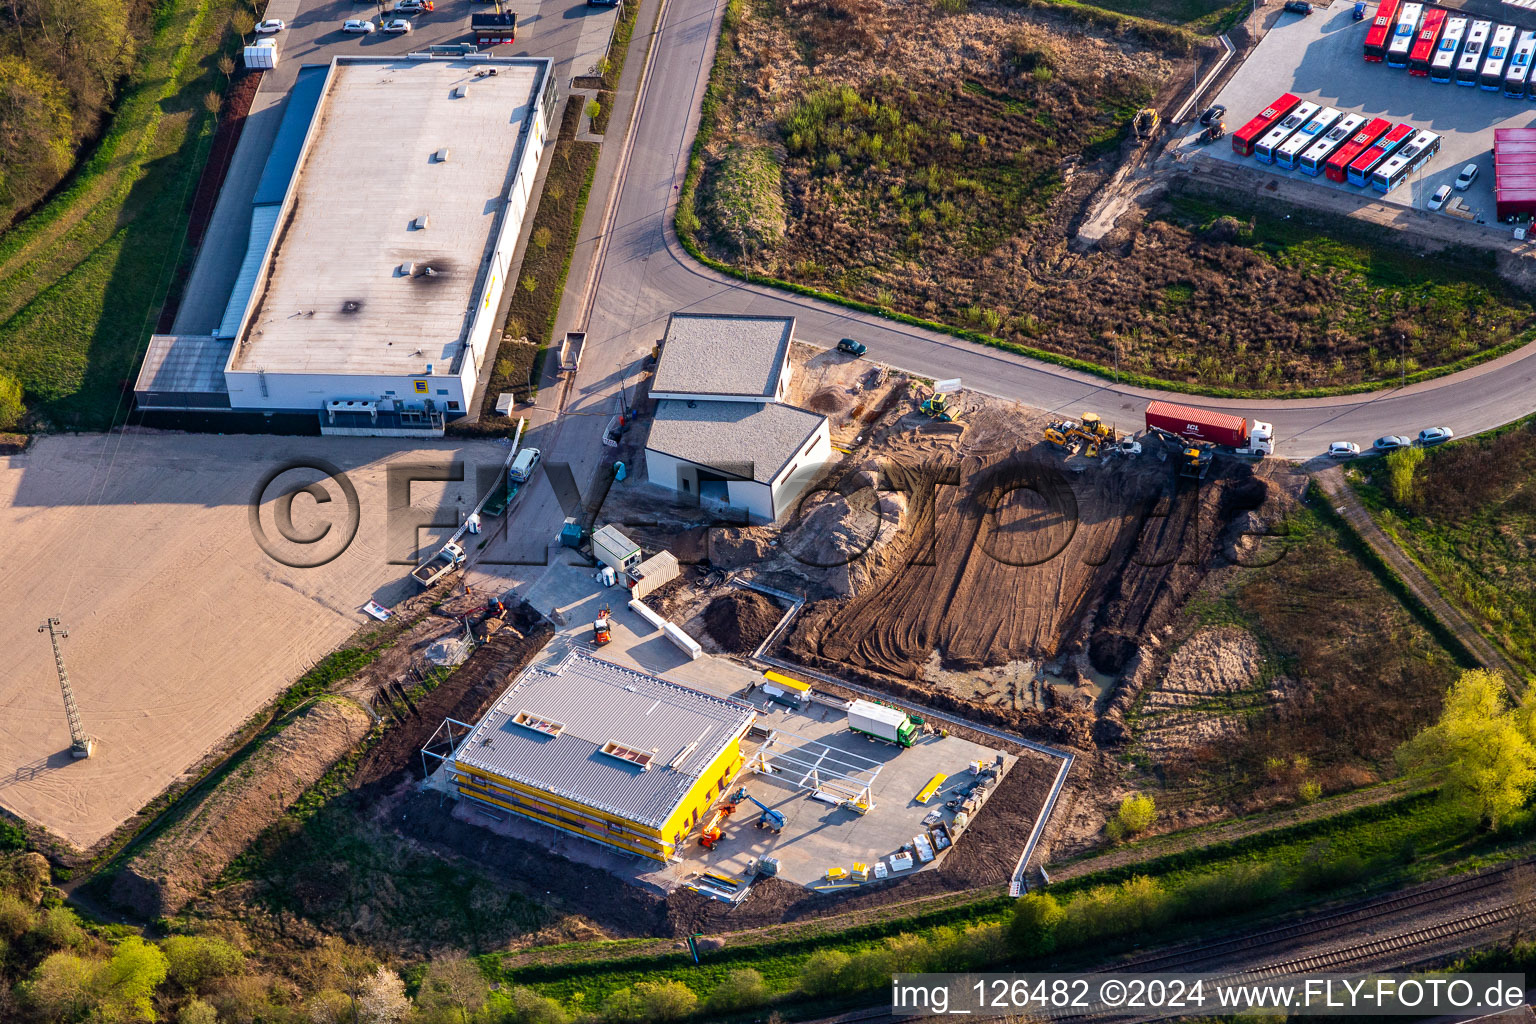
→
(509, 447, 541, 483)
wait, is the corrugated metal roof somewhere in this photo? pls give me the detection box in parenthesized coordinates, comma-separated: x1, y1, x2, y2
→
(254, 65, 328, 206)
(451, 653, 756, 828)
(215, 204, 282, 340)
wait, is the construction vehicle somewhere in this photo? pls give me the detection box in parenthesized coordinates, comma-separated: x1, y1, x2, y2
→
(410, 541, 465, 588)
(1045, 411, 1119, 457)
(593, 605, 612, 646)
(728, 787, 785, 833)
(1145, 400, 1272, 456)
(1178, 446, 1214, 480)
(919, 390, 959, 423)
(1134, 107, 1160, 140)
(699, 804, 734, 849)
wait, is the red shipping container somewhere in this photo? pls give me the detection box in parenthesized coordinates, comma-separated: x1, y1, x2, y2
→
(1145, 401, 1250, 447)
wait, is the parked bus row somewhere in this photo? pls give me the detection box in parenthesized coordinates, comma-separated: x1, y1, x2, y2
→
(1364, 0, 1536, 97)
(1230, 93, 1442, 194)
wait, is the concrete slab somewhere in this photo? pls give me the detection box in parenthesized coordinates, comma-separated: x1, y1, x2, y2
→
(0, 433, 511, 848)
(1191, 0, 1536, 221)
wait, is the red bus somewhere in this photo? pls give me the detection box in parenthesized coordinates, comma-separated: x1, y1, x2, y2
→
(1408, 8, 1447, 75)
(1231, 93, 1302, 158)
(1347, 122, 1414, 187)
(1324, 117, 1391, 182)
(1364, 0, 1400, 61)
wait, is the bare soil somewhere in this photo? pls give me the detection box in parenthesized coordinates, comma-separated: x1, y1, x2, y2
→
(700, 590, 786, 654)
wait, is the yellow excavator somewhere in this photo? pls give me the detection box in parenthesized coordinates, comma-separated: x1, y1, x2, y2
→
(1045, 411, 1117, 456)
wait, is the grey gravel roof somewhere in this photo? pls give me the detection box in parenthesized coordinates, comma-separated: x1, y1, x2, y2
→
(451, 652, 756, 829)
(650, 313, 794, 398)
(647, 400, 825, 484)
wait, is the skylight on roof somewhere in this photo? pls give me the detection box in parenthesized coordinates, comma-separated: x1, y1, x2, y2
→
(599, 740, 655, 770)
(512, 711, 563, 737)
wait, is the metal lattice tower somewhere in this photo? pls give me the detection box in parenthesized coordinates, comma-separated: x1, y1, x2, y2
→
(38, 618, 94, 759)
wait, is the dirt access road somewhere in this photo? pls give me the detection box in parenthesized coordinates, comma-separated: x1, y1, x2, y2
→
(0, 432, 509, 850)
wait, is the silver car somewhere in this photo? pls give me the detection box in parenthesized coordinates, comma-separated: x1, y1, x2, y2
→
(1328, 441, 1360, 459)
(1454, 164, 1479, 191)
(342, 18, 375, 32)
(1417, 426, 1454, 445)
(381, 16, 413, 32)
(1372, 435, 1411, 452)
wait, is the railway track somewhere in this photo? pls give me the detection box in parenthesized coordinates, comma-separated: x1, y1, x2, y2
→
(797, 862, 1530, 1024)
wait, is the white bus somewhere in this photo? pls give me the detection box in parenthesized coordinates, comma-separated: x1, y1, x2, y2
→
(1254, 101, 1319, 164)
(1387, 2, 1423, 67)
(1299, 113, 1366, 176)
(1457, 19, 1492, 85)
(1507, 30, 1536, 97)
(1431, 16, 1468, 82)
(1276, 107, 1342, 170)
(1371, 129, 1442, 193)
(1482, 23, 1518, 90)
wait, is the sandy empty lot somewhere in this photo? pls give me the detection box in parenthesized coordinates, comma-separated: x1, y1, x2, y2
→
(0, 432, 511, 850)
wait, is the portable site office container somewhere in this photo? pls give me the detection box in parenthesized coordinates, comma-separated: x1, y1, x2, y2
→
(1408, 8, 1447, 75)
(1348, 122, 1414, 186)
(1387, 2, 1423, 67)
(1507, 30, 1536, 97)
(1300, 113, 1366, 175)
(1276, 107, 1342, 170)
(1458, 19, 1493, 85)
(1430, 15, 1468, 81)
(1325, 117, 1391, 182)
(1371, 129, 1441, 192)
(1483, 24, 1518, 90)
(1254, 101, 1319, 164)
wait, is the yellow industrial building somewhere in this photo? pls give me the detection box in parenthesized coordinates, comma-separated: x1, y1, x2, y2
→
(446, 652, 757, 860)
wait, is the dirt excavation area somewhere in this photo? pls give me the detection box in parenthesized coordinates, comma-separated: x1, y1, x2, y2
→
(0, 432, 511, 851)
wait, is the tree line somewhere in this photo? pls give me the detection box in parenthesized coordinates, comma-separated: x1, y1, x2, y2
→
(0, 0, 146, 229)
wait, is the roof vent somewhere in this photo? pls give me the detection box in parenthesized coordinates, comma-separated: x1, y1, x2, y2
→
(454, 84, 470, 98)
(398, 261, 415, 277)
(412, 214, 430, 231)
(435, 147, 451, 163)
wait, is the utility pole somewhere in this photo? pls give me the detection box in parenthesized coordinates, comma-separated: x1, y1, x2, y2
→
(39, 618, 94, 759)
(617, 361, 630, 418)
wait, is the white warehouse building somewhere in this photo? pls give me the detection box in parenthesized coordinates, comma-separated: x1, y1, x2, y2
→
(135, 54, 556, 435)
(644, 314, 832, 523)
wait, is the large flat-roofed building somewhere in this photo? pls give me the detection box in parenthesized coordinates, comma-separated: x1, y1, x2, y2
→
(135, 55, 555, 434)
(443, 652, 757, 860)
(644, 313, 832, 521)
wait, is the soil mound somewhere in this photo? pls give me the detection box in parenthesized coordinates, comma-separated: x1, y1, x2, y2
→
(702, 590, 785, 653)
(807, 386, 853, 416)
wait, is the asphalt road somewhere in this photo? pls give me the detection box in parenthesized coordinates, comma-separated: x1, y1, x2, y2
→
(555, 0, 1536, 463)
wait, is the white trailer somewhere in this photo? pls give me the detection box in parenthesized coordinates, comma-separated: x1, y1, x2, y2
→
(592, 524, 642, 575)
(244, 38, 280, 68)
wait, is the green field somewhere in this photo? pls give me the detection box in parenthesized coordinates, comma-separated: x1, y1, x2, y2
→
(0, 0, 244, 430)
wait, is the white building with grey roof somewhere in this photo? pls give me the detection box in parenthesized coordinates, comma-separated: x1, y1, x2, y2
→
(134, 54, 556, 435)
(644, 314, 832, 522)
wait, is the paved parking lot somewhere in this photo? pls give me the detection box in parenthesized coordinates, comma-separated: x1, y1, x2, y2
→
(1190, 0, 1536, 220)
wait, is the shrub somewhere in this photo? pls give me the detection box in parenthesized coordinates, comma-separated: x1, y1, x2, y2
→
(162, 935, 246, 993)
(0, 372, 25, 431)
(177, 998, 219, 1024)
(1383, 446, 1425, 506)
(705, 968, 769, 1013)
(800, 949, 851, 996)
(1107, 794, 1156, 840)
(1009, 892, 1065, 957)
(505, 986, 569, 1024)
(533, 226, 553, 250)
(1299, 780, 1322, 803)
(633, 980, 697, 1022)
